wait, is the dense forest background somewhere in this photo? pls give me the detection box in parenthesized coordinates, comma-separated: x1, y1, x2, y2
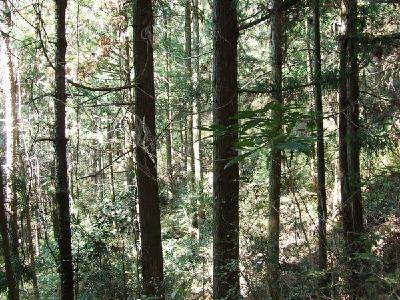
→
(0, 0, 399, 299)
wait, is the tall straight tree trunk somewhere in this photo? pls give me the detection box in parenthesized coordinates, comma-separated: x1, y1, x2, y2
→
(212, 0, 239, 299)
(338, 36, 352, 249)
(107, 122, 116, 203)
(344, 0, 363, 236)
(338, 35, 358, 300)
(54, 0, 74, 298)
(340, 0, 364, 297)
(163, 10, 173, 195)
(268, 1, 284, 299)
(134, 1, 164, 298)
(0, 166, 19, 300)
(312, 0, 329, 294)
(0, 0, 20, 274)
(185, 0, 195, 183)
(25, 183, 40, 300)
(193, 0, 203, 188)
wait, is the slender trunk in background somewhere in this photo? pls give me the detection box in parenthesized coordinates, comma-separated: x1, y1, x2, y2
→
(193, 0, 203, 188)
(212, 0, 240, 298)
(163, 10, 173, 195)
(25, 183, 40, 300)
(51, 159, 60, 242)
(19, 66, 40, 299)
(107, 122, 116, 203)
(0, 166, 19, 300)
(134, 0, 164, 298)
(312, 0, 329, 294)
(185, 0, 195, 184)
(0, 0, 20, 275)
(268, 1, 284, 299)
(54, 0, 74, 298)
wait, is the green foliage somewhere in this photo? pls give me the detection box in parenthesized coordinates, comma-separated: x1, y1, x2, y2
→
(223, 102, 315, 169)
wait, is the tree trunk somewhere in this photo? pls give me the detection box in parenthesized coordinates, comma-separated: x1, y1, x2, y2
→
(344, 0, 363, 236)
(107, 122, 116, 203)
(25, 185, 40, 300)
(268, 1, 284, 299)
(163, 10, 173, 196)
(0, 166, 19, 299)
(185, 0, 195, 184)
(341, 0, 364, 297)
(212, 0, 240, 299)
(134, 1, 164, 298)
(0, 0, 20, 278)
(193, 0, 203, 189)
(312, 0, 329, 294)
(54, 0, 74, 298)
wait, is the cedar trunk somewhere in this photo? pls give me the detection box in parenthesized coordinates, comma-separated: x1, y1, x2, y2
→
(0, 0, 20, 275)
(312, 0, 329, 293)
(54, 0, 74, 299)
(134, 0, 164, 298)
(212, 0, 240, 299)
(341, 0, 364, 297)
(0, 166, 19, 299)
(268, 1, 284, 299)
(193, 0, 203, 187)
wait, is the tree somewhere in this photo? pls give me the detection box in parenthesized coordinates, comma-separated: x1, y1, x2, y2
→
(212, 0, 240, 299)
(311, 0, 329, 293)
(134, 0, 164, 298)
(0, 166, 19, 300)
(54, 0, 74, 298)
(339, 0, 365, 297)
(193, 0, 203, 189)
(267, 1, 284, 299)
(163, 9, 173, 195)
(0, 0, 20, 276)
(185, 0, 195, 184)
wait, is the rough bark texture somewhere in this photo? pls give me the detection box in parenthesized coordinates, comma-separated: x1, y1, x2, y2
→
(338, 36, 353, 247)
(212, 0, 240, 299)
(0, 0, 20, 274)
(341, 0, 365, 297)
(344, 0, 364, 236)
(54, 0, 74, 298)
(312, 0, 329, 293)
(134, 0, 164, 298)
(268, 1, 284, 299)
(0, 166, 19, 300)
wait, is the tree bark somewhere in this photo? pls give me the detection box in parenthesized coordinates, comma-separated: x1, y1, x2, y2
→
(312, 0, 329, 294)
(212, 0, 240, 299)
(340, 0, 364, 297)
(134, 0, 164, 298)
(268, 1, 284, 299)
(193, 0, 203, 188)
(0, 0, 20, 277)
(54, 0, 74, 298)
(344, 0, 363, 236)
(0, 166, 19, 299)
